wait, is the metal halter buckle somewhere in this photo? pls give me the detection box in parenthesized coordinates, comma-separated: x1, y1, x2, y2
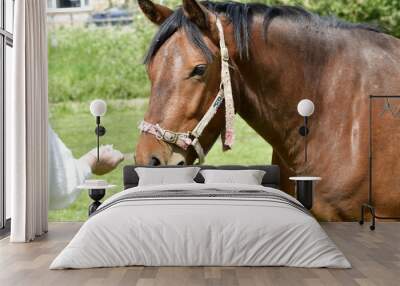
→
(161, 130, 178, 143)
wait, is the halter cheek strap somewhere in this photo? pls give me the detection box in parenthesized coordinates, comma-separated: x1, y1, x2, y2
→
(138, 18, 235, 164)
(216, 18, 235, 148)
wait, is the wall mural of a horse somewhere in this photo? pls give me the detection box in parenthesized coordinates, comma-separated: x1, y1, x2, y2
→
(135, 0, 400, 221)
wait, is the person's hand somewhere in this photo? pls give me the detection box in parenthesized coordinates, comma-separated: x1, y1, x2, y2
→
(81, 145, 124, 176)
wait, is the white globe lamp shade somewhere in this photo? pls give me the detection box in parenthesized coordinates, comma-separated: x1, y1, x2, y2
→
(297, 99, 315, 117)
(90, 99, 107, 117)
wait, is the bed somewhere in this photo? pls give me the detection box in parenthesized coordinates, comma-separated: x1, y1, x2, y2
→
(50, 165, 350, 269)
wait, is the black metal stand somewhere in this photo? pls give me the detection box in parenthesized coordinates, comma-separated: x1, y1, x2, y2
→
(359, 202, 400, 230)
(295, 180, 313, 210)
(360, 203, 376, 230)
(359, 95, 400, 230)
(88, 188, 106, 216)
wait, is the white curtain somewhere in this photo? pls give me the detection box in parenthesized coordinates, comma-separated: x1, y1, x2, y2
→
(7, 0, 49, 242)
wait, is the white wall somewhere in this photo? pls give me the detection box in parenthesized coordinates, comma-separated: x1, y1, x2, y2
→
(5, 45, 12, 219)
(5, 0, 14, 220)
(5, 0, 14, 33)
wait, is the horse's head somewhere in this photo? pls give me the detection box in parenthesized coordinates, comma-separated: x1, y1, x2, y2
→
(135, 0, 236, 165)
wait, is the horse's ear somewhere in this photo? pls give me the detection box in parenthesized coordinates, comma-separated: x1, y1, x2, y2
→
(182, 0, 214, 30)
(138, 0, 173, 26)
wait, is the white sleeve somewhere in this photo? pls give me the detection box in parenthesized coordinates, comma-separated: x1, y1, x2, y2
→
(48, 126, 92, 210)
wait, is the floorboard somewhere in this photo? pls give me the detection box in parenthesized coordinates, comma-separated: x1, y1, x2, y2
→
(0, 222, 399, 286)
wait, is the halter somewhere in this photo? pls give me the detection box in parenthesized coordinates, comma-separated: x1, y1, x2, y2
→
(139, 18, 235, 164)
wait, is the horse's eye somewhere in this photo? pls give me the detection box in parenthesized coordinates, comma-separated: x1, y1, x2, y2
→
(190, 64, 207, 77)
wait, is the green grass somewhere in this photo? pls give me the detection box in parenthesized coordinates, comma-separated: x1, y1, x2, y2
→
(48, 99, 272, 221)
(48, 25, 155, 103)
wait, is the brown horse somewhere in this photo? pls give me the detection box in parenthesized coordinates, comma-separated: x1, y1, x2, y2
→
(135, 0, 400, 221)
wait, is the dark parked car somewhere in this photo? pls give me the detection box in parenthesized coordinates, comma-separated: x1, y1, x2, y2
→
(87, 7, 133, 27)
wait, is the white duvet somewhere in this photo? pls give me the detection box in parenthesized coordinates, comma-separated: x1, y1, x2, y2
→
(50, 183, 351, 269)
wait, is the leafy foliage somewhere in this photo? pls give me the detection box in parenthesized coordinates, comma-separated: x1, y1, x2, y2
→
(273, 0, 400, 35)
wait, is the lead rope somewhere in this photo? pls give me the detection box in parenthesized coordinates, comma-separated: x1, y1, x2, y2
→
(191, 17, 235, 149)
(217, 18, 235, 149)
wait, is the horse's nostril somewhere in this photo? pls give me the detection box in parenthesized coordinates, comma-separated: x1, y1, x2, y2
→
(149, 156, 161, 166)
(177, 160, 185, 166)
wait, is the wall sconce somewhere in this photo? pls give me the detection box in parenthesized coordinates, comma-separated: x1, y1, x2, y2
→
(90, 99, 107, 161)
(297, 99, 315, 163)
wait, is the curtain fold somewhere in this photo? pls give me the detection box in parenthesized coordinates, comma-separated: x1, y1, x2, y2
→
(8, 0, 48, 242)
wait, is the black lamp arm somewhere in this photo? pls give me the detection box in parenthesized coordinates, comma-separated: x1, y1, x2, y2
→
(299, 117, 309, 136)
(94, 116, 106, 162)
(298, 116, 309, 163)
(304, 116, 308, 163)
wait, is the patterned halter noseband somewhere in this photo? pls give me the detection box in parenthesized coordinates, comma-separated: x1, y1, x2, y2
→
(139, 18, 235, 164)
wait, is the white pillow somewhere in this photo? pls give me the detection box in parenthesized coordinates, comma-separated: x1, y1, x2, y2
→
(200, 169, 266, 185)
(135, 167, 200, 186)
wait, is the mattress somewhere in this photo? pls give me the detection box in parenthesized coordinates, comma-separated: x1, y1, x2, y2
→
(50, 183, 351, 269)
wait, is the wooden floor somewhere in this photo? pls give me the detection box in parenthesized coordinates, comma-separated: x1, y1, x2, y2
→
(0, 222, 399, 286)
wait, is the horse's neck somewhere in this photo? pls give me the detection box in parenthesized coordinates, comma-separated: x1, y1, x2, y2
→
(233, 18, 337, 170)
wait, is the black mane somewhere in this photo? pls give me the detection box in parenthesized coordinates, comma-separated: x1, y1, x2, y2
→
(143, 1, 381, 64)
